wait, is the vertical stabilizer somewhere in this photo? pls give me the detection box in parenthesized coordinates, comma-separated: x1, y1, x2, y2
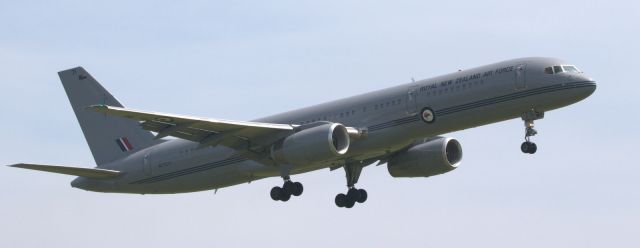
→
(58, 67, 158, 166)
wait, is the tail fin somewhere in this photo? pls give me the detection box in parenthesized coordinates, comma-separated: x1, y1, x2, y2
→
(58, 67, 158, 166)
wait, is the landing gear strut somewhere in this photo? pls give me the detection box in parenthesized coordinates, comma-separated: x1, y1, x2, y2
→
(335, 163, 368, 208)
(270, 176, 303, 202)
(521, 109, 544, 154)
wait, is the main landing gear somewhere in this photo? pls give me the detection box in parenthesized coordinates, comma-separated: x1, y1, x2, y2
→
(335, 163, 368, 208)
(521, 110, 544, 154)
(270, 176, 303, 202)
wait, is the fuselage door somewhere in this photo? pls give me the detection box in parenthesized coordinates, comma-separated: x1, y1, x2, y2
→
(406, 86, 419, 115)
(515, 63, 527, 90)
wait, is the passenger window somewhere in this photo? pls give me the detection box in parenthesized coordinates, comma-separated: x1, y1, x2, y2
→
(544, 67, 553, 74)
(553, 65, 563, 73)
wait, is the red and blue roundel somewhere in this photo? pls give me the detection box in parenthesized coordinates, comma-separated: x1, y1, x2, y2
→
(421, 108, 435, 123)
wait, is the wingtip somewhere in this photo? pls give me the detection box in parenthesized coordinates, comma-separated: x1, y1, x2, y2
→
(7, 163, 27, 169)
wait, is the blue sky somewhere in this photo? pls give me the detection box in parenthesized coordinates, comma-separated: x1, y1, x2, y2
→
(1, 1, 638, 247)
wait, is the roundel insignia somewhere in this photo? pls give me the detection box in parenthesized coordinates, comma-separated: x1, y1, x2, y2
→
(421, 107, 435, 123)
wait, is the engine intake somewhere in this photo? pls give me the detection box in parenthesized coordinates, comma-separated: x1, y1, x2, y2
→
(271, 123, 350, 165)
(388, 137, 462, 178)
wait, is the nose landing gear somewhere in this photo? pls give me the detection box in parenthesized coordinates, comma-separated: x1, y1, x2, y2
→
(521, 110, 544, 154)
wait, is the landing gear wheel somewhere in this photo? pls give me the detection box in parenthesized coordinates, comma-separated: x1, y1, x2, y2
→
(283, 181, 295, 195)
(356, 189, 368, 203)
(335, 193, 347, 208)
(270, 187, 284, 201)
(344, 198, 355, 208)
(347, 188, 361, 203)
(279, 192, 291, 202)
(292, 182, 303, 196)
(521, 141, 537, 154)
(521, 142, 529, 153)
(528, 142, 537, 154)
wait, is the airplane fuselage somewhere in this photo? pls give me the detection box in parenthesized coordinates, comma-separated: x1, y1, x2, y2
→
(71, 57, 596, 194)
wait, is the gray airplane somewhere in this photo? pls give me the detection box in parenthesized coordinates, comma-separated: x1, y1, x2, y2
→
(8, 57, 596, 208)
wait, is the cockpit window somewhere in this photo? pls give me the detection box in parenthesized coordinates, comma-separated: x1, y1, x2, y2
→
(563, 65, 580, 73)
(545, 65, 581, 74)
(553, 66, 564, 74)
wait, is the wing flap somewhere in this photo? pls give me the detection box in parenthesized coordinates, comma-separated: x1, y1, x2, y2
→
(9, 163, 122, 179)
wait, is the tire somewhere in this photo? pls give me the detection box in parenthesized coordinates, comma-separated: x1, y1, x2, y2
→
(344, 198, 355, 208)
(283, 181, 295, 195)
(529, 143, 537, 154)
(280, 192, 291, 202)
(292, 182, 303, 196)
(335, 193, 347, 207)
(270, 187, 283, 201)
(356, 189, 368, 203)
(521, 142, 530, 153)
(347, 188, 361, 202)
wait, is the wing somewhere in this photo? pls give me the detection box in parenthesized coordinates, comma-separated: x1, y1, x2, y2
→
(9, 163, 122, 179)
(88, 105, 295, 149)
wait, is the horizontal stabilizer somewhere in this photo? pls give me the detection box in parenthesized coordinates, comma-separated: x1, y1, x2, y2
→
(9, 163, 122, 179)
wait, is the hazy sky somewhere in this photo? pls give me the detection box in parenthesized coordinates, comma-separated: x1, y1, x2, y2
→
(1, 1, 638, 247)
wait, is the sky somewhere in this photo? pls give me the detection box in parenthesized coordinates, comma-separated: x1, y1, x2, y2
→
(1, 1, 638, 247)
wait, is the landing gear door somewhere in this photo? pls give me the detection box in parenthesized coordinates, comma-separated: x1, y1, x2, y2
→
(406, 86, 419, 116)
(515, 64, 527, 90)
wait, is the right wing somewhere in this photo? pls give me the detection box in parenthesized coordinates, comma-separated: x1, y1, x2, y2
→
(9, 163, 122, 179)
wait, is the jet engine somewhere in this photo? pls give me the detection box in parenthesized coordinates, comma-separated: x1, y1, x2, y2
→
(271, 123, 350, 165)
(388, 137, 462, 178)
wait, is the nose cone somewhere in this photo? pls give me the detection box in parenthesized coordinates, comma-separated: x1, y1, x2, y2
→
(568, 78, 597, 103)
(586, 80, 597, 96)
(563, 72, 596, 99)
(577, 74, 597, 98)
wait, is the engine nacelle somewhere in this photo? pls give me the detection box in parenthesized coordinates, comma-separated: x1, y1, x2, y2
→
(271, 123, 350, 165)
(388, 137, 463, 178)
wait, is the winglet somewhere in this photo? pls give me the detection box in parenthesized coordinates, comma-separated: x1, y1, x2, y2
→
(9, 163, 122, 179)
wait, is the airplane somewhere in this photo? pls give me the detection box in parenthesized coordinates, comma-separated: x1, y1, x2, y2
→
(7, 57, 596, 208)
